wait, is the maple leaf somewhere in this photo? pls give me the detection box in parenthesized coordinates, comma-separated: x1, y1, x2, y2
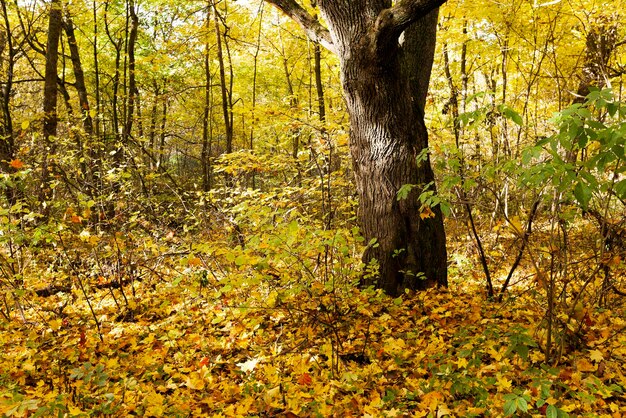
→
(68, 406, 85, 415)
(455, 357, 469, 369)
(420, 206, 435, 220)
(185, 372, 205, 390)
(495, 375, 512, 392)
(187, 256, 202, 267)
(297, 373, 313, 386)
(420, 391, 443, 412)
(386, 408, 401, 417)
(237, 357, 260, 373)
(589, 349, 604, 363)
(437, 404, 452, 417)
(9, 159, 24, 169)
(575, 358, 596, 372)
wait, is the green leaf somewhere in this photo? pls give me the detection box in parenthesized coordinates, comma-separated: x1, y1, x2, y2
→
(573, 181, 592, 210)
(516, 396, 528, 412)
(234, 254, 248, 266)
(397, 184, 415, 201)
(367, 238, 379, 248)
(500, 105, 523, 126)
(614, 179, 626, 199)
(546, 405, 558, 418)
(416, 147, 430, 164)
(503, 398, 517, 416)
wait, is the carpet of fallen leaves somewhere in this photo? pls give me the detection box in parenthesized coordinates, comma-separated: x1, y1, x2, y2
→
(1, 264, 625, 418)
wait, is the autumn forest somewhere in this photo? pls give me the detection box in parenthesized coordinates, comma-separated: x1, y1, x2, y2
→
(1, 0, 626, 416)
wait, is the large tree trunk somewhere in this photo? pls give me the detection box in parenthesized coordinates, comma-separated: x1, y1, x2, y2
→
(338, 18, 446, 294)
(268, 0, 448, 295)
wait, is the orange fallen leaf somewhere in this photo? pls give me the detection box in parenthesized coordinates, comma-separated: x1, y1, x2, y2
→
(188, 256, 202, 267)
(297, 372, 313, 386)
(9, 159, 24, 169)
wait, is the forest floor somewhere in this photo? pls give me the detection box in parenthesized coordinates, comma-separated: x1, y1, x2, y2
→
(1, 228, 626, 417)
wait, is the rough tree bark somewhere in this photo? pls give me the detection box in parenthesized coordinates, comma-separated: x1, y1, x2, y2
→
(266, 0, 448, 295)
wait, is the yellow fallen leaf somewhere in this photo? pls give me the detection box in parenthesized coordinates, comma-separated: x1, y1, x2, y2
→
(455, 357, 468, 369)
(237, 357, 261, 373)
(386, 407, 401, 417)
(185, 372, 205, 390)
(420, 391, 443, 412)
(489, 347, 503, 361)
(68, 405, 84, 415)
(576, 358, 596, 372)
(49, 319, 62, 331)
(437, 404, 452, 417)
(496, 375, 512, 392)
(589, 349, 604, 363)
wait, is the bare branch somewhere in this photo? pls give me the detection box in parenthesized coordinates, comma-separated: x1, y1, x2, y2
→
(374, 0, 448, 56)
(264, 0, 335, 54)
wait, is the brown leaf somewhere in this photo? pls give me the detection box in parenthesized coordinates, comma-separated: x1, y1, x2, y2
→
(297, 372, 312, 386)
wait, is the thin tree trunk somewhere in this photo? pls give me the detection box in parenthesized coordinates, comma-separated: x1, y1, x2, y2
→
(105, 1, 122, 155)
(91, 0, 103, 196)
(63, 11, 97, 194)
(123, 0, 138, 141)
(248, 2, 263, 189)
(158, 96, 167, 169)
(213, 3, 232, 155)
(148, 83, 159, 170)
(41, 0, 63, 207)
(0, 2, 16, 201)
(202, 3, 213, 192)
(63, 14, 93, 135)
(313, 41, 325, 122)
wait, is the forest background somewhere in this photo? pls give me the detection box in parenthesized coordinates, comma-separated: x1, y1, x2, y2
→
(1, 0, 626, 416)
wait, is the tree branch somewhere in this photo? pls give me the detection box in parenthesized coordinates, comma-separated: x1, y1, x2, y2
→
(374, 0, 448, 56)
(264, 0, 335, 54)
